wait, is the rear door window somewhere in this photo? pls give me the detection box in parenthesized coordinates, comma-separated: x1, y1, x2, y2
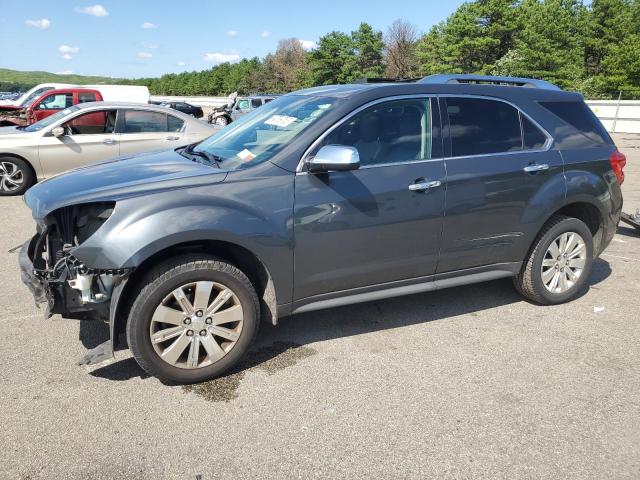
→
(445, 97, 522, 156)
(78, 92, 97, 103)
(539, 101, 611, 146)
(167, 115, 184, 132)
(123, 110, 168, 133)
(251, 99, 263, 109)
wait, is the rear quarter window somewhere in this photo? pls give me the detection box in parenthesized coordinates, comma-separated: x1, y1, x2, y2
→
(539, 101, 611, 147)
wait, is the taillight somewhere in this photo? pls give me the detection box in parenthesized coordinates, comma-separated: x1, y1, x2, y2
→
(610, 150, 627, 184)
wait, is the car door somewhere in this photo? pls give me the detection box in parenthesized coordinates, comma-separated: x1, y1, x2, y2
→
(37, 108, 119, 177)
(31, 92, 73, 123)
(437, 96, 563, 273)
(231, 98, 251, 122)
(293, 96, 446, 300)
(117, 109, 185, 155)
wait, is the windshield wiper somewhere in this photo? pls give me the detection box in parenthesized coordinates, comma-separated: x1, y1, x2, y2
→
(179, 144, 222, 168)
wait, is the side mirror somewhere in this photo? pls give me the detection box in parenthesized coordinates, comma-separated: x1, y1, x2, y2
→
(51, 126, 65, 138)
(307, 145, 360, 173)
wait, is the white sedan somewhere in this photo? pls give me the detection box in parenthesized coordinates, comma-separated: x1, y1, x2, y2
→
(0, 102, 217, 195)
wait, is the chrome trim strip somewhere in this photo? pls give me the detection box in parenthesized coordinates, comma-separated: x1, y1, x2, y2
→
(438, 93, 554, 155)
(295, 93, 555, 173)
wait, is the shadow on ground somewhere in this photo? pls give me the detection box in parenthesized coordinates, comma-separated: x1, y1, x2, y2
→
(84, 259, 612, 394)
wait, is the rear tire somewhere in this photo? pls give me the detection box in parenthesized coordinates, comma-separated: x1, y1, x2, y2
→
(514, 215, 594, 305)
(127, 256, 260, 384)
(0, 156, 35, 196)
(214, 116, 229, 126)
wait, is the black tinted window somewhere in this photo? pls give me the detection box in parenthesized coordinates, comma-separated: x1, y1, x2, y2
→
(521, 114, 548, 150)
(251, 99, 262, 108)
(167, 115, 184, 132)
(78, 92, 97, 103)
(539, 101, 611, 146)
(123, 110, 168, 133)
(322, 98, 433, 166)
(446, 98, 522, 156)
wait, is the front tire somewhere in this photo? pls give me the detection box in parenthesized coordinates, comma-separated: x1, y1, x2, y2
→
(0, 157, 35, 196)
(127, 256, 260, 383)
(514, 215, 594, 305)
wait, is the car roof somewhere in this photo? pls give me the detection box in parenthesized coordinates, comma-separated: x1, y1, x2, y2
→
(287, 78, 582, 103)
(70, 101, 196, 116)
(39, 88, 100, 94)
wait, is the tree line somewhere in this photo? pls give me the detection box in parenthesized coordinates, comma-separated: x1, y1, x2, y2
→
(135, 0, 640, 99)
(5, 0, 640, 99)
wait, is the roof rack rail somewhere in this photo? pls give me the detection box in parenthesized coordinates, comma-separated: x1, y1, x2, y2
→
(354, 77, 422, 84)
(418, 74, 561, 91)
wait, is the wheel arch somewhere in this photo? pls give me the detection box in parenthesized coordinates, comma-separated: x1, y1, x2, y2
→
(0, 152, 38, 184)
(534, 200, 604, 257)
(112, 239, 278, 349)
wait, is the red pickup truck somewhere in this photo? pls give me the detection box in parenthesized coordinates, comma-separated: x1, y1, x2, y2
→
(0, 88, 103, 127)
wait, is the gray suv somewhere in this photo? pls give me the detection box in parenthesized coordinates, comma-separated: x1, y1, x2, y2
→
(19, 75, 625, 383)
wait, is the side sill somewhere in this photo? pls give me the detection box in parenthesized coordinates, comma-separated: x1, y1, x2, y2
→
(290, 262, 521, 315)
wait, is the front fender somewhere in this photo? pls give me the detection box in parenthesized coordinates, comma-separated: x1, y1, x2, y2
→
(72, 166, 295, 304)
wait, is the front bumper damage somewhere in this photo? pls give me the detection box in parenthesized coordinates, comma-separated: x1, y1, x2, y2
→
(18, 209, 130, 365)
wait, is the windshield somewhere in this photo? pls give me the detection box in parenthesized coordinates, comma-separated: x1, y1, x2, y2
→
(194, 95, 336, 169)
(23, 105, 80, 132)
(19, 87, 53, 108)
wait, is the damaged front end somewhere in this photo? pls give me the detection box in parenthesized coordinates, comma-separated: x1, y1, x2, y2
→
(19, 202, 130, 364)
(0, 106, 27, 127)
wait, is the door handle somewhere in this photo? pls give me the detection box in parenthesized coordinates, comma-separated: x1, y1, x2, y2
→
(166, 136, 180, 141)
(408, 180, 441, 192)
(523, 163, 549, 173)
(103, 139, 117, 145)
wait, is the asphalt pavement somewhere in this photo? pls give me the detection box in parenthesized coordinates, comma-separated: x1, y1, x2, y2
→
(1, 134, 639, 479)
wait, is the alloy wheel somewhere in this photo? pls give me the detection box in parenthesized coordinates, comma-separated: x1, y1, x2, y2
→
(150, 281, 244, 369)
(541, 231, 587, 294)
(0, 161, 24, 193)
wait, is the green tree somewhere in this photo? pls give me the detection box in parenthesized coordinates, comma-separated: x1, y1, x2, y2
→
(351, 23, 385, 79)
(418, 0, 520, 75)
(309, 31, 356, 84)
(582, 0, 638, 96)
(490, 0, 589, 90)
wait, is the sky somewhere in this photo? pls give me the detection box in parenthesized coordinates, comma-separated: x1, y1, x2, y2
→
(0, 0, 466, 79)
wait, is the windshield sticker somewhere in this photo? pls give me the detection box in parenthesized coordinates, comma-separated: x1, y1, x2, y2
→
(264, 115, 297, 128)
(237, 149, 256, 161)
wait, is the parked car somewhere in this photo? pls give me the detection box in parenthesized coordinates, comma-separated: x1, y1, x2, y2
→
(0, 85, 150, 127)
(0, 83, 74, 107)
(19, 75, 624, 384)
(161, 101, 204, 119)
(0, 88, 104, 127)
(0, 102, 216, 194)
(208, 95, 278, 126)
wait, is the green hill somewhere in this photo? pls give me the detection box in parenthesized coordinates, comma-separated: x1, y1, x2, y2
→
(0, 68, 137, 92)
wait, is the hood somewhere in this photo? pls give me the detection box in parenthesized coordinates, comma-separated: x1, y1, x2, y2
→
(25, 148, 228, 219)
(0, 126, 28, 137)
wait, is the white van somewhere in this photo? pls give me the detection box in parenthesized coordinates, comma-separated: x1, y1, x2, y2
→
(83, 85, 150, 104)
